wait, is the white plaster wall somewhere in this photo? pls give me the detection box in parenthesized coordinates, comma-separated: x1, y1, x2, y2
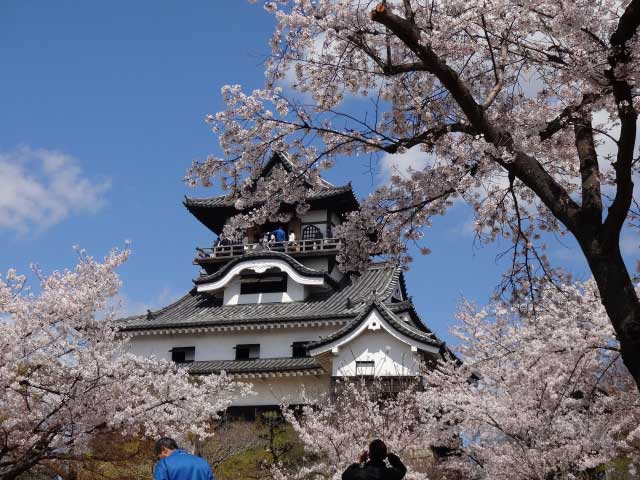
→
(331, 328, 422, 377)
(232, 375, 331, 406)
(328, 264, 343, 283)
(128, 325, 338, 362)
(223, 276, 305, 305)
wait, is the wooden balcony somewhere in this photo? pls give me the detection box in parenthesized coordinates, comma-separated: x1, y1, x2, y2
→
(195, 238, 342, 264)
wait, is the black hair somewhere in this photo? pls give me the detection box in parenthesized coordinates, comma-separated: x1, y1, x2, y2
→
(368, 438, 387, 462)
(154, 437, 179, 455)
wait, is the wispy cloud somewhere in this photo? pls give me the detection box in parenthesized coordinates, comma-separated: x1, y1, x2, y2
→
(0, 146, 110, 233)
(108, 286, 183, 319)
(378, 146, 436, 183)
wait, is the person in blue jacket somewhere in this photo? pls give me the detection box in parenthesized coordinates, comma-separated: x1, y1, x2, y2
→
(154, 437, 215, 480)
(273, 225, 287, 251)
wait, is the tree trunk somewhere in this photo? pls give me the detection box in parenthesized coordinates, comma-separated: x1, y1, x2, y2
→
(579, 236, 640, 392)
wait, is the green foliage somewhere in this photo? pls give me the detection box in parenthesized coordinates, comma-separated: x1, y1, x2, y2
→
(212, 412, 306, 480)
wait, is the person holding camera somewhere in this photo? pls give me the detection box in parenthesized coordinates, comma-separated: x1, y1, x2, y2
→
(342, 439, 406, 480)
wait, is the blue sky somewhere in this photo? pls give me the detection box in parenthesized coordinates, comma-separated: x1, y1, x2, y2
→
(1, 1, 630, 345)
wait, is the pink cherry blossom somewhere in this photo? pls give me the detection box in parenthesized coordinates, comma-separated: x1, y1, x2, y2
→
(186, 0, 640, 391)
(0, 247, 248, 479)
(421, 279, 640, 479)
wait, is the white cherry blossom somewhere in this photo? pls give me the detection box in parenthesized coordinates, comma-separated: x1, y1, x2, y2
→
(0, 248, 247, 479)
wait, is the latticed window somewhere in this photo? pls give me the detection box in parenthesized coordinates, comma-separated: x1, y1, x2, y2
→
(302, 225, 322, 240)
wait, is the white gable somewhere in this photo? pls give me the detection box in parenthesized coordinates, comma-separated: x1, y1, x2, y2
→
(309, 307, 440, 377)
(309, 307, 440, 357)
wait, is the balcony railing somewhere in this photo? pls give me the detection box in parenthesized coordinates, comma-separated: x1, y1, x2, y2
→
(195, 238, 342, 262)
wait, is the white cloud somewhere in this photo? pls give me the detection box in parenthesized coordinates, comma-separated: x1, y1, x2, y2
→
(379, 146, 436, 183)
(0, 146, 110, 233)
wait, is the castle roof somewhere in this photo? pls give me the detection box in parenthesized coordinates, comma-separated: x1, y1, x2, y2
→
(184, 185, 358, 234)
(116, 262, 427, 333)
(307, 300, 442, 353)
(183, 152, 358, 234)
(184, 184, 355, 210)
(188, 356, 323, 377)
(193, 250, 337, 287)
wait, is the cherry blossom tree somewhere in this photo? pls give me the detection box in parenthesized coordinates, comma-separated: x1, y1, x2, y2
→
(271, 380, 436, 480)
(270, 280, 639, 480)
(186, 0, 640, 390)
(421, 279, 640, 479)
(0, 247, 247, 479)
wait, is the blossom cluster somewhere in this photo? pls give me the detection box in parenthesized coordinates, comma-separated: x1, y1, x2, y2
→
(421, 279, 640, 479)
(272, 379, 434, 480)
(271, 279, 639, 480)
(0, 248, 248, 478)
(187, 0, 639, 276)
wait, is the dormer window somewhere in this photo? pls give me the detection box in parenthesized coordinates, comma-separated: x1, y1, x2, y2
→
(171, 346, 195, 363)
(240, 270, 287, 295)
(235, 344, 260, 360)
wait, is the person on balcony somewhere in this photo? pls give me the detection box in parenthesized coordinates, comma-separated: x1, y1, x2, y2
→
(259, 231, 270, 251)
(288, 231, 297, 252)
(273, 225, 286, 251)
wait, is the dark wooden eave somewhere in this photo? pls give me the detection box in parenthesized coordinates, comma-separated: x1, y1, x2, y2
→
(184, 185, 358, 235)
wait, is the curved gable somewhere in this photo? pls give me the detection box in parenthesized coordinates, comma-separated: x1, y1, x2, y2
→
(308, 301, 441, 356)
(197, 257, 328, 293)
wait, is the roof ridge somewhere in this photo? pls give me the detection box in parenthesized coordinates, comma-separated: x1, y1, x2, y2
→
(184, 183, 353, 204)
(374, 299, 443, 344)
(114, 290, 197, 323)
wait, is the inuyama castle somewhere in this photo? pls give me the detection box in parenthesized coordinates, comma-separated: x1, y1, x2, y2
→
(118, 153, 447, 416)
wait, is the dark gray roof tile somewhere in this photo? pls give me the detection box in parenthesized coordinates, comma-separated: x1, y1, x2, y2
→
(184, 184, 354, 210)
(188, 356, 322, 374)
(117, 262, 405, 331)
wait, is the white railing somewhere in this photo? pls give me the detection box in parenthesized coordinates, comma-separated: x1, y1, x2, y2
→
(196, 238, 342, 261)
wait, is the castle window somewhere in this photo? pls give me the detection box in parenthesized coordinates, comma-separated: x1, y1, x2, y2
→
(356, 360, 375, 376)
(240, 271, 287, 295)
(235, 344, 260, 360)
(171, 346, 195, 364)
(291, 341, 309, 358)
(302, 225, 322, 241)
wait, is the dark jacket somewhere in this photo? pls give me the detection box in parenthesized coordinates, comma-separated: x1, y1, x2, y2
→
(153, 449, 215, 480)
(342, 453, 407, 480)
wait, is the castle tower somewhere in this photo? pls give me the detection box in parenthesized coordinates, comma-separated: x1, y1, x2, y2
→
(118, 153, 445, 416)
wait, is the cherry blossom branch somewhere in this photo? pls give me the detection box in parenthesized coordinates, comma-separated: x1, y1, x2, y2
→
(370, 2, 582, 232)
(574, 111, 603, 224)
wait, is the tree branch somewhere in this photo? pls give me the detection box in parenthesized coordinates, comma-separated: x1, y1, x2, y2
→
(602, 0, 640, 240)
(371, 3, 582, 232)
(574, 111, 603, 224)
(538, 93, 600, 142)
(610, 0, 640, 48)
